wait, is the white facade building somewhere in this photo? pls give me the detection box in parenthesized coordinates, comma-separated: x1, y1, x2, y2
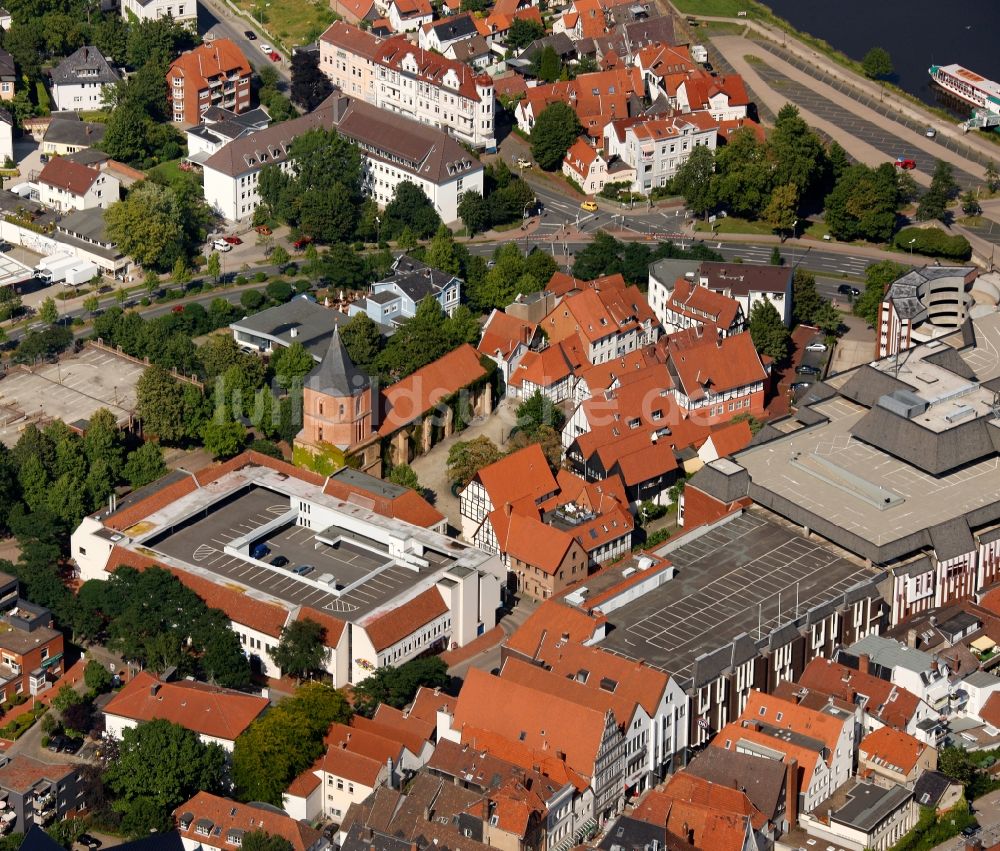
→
(120, 0, 197, 26)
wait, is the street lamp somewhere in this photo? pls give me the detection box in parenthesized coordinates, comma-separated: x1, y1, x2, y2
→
(908, 238, 916, 257)
(375, 216, 381, 244)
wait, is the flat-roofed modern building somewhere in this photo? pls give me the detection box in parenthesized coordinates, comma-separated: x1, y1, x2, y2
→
(878, 265, 978, 357)
(71, 452, 500, 685)
(685, 311, 1000, 626)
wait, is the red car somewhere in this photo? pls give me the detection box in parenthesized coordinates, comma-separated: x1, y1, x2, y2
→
(894, 157, 916, 170)
(269, 51, 280, 62)
(293, 236, 313, 250)
(223, 235, 243, 245)
(255, 225, 272, 235)
(171, 305, 184, 313)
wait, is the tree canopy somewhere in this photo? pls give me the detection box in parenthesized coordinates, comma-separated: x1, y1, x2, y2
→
(530, 102, 582, 171)
(272, 618, 328, 682)
(352, 656, 449, 718)
(823, 163, 899, 242)
(447, 436, 503, 487)
(748, 299, 791, 363)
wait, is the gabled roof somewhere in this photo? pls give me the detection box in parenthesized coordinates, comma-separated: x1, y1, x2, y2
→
(575, 347, 661, 393)
(305, 325, 370, 396)
(477, 310, 536, 360)
(859, 726, 928, 776)
(407, 685, 456, 725)
(320, 20, 384, 59)
(322, 467, 445, 528)
(168, 39, 251, 89)
(103, 671, 268, 742)
(453, 668, 612, 778)
(488, 510, 578, 574)
(685, 747, 786, 821)
(175, 793, 322, 851)
(563, 136, 602, 179)
(376, 35, 492, 100)
(372, 702, 435, 745)
(741, 690, 849, 764)
(508, 341, 580, 390)
(705, 419, 753, 459)
(379, 345, 487, 434)
(712, 720, 824, 791)
(51, 46, 120, 86)
(361, 587, 449, 651)
(0, 755, 74, 794)
(38, 157, 101, 195)
(666, 331, 766, 399)
(470, 443, 558, 510)
(666, 278, 742, 330)
(326, 721, 406, 764)
(504, 599, 604, 659)
(295, 606, 347, 648)
(979, 691, 1000, 729)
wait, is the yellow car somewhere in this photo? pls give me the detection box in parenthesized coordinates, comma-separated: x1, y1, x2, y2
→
(580, 200, 598, 212)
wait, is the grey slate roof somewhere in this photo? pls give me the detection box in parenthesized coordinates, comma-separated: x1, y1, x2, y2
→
(685, 747, 786, 820)
(230, 296, 345, 360)
(43, 116, 105, 148)
(686, 459, 749, 505)
(912, 770, 957, 809)
(427, 13, 477, 41)
(838, 365, 912, 408)
(831, 782, 912, 833)
(50, 46, 120, 87)
(0, 48, 13, 79)
(380, 254, 457, 302)
(928, 517, 975, 563)
(597, 817, 664, 851)
(305, 326, 370, 396)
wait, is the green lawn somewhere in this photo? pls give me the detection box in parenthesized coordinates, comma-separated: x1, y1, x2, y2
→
(694, 215, 775, 235)
(147, 158, 189, 186)
(804, 220, 831, 239)
(34, 81, 50, 115)
(670, 0, 757, 17)
(235, 0, 337, 51)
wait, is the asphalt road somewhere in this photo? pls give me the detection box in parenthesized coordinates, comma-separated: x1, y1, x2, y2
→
(750, 60, 982, 192)
(197, 0, 290, 85)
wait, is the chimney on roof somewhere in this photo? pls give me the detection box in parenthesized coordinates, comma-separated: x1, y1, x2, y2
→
(858, 654, 870, 676)
(150, 683, 160, 696)
(906, 628, 918, 649)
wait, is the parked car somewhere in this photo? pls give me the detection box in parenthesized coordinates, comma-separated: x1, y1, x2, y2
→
(293, 235, 313, 249)
(837, 284, 861, 297)
(789, 381, 812, 391)
(293, 564, 315, 576)
(270, 555, 289, 567)
(580, 200, 598, 212)
(78, 835, 101, 849)
(244, 30, 257, 39)
(171, 305, 184, 314)
(894, 157, 916, 170)
(61, 737, 83, 754)
(251, 543, 270, 560)
(223, 235, 242, 245)
(255, 225, 272, 235)
(213, 239, 232, 252)
(796, 364, 821, 376)
(926, 127, 936, 138)
(47, 735, 67, 752)
(269, 51, 280, 61)
(805, 341, 828, 352)
(516, 157, 531, 168)
(260, 43, 272, 52)
(703, 61, 714, 72)
(40, 154, 49, 164)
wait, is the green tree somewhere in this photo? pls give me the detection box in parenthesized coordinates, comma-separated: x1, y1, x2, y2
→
(270, 245, 290, 266)
(84, 659, 114, 693)
(352, 656, 449, 717)
(201, 413, 247, 459)
(937, 746, 975, 786)
(47, 819, 87, 849)
(896, 169, 920, 205)
(100, 97, 150, 164)
(748, 299, 790, 363)
(516, 390, 566, 435)
(507, 16, 545, 49)
(673, 144, 716, 216)
(770, 246, 783, 266)
(961, 190, 982, 217)
(767, 104, 826, 200)
(172, 256, 191, 286)
(854, 260, 907, 326)
(447, 436, 503, 487)
(530, 102, 582, 171)
(861, 47, 893, 79)
(823, 163, 899, 242)
(198, 334, 247, 381)
(84, 407, 124, 479)
(931, 159, 959, 199)
(713, 128, 772, 219)
(272, 618, 327, 682)
(136, 365, 189, 443)
(792, 269, 823, 327)
(206, 251, 221, 283)
(290, 50, 333, 111)
(271, 340, 316, 387)
(232, 682, 352, 804)
(122, 442, 167, 489)
(105, 181, 205, 271)
(381, 181, 442, 240)
(39, 297, 59, 325)
(241, 289, 266, 312)
(986, 161, 1000, 194)
(763, 183, 799, 240)
(387, 464, 421, 492)
(143, 269, 160, 297)
(534, 44, 561, 83)
(425, 227, 462, 275)
(241, 834, 294, 851)
(105, 719, 226, 836)
(339, 313, 382, 374)
(83, 295, 100, 316)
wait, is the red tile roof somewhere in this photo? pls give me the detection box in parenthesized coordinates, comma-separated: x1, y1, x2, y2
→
(379, 344, 488, 434)
(322, 475, 444, 528)
(105, 546, 291, 637)
(471, 443, 558, 511)
(0, 755, 74, 793)
(666, 331, 767, 399)
(352, 714, 429, 758)
(372, 702, 436, 743)
(38, 157, 101, 194)
(459, 724, 590, 791)
(796, 657, 923, 731)
(104, 671, 268, 742)
(320, 20, 384, 59)
(679, 72, 749, 110)
(478, 310, 536, 360)
(741, 690, 848, 766)
(168, 39, 251, 91)
(504, 599, 604, 660)
(981, 692, 1000, 729)
(666, 278, 742, 331)
(859, 727, 928, 776)
(521, 68, 642, 137)
(705, 419, 753, 458)
(712, 720, 824, 791)
(176, 792, 322, 851)
(408, 685, 456, 724)
(295, 606, 347, 649)
(361, 587, 448, 651)
(563, 136, 601, 181)
(391, 0, 432, 16)
(376, 36, 491, 101)
(508, 342, 579, 391)
(327, 721, 404, 764)
(489, 510, 578, 575)
(575, 347, 662, 393)
(453, 668, 609, 778)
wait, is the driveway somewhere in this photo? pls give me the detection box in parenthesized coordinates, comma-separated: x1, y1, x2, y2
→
(407, 397, 519, 533)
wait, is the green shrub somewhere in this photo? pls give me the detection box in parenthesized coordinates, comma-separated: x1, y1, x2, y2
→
(894, 226, 972, 261)
(253, 272, 268, 283)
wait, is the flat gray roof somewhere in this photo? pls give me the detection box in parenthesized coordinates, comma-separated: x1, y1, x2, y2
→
(832, 782, 912, 832)
(596, 510, 877, 686)
(230, 297, 345, 360)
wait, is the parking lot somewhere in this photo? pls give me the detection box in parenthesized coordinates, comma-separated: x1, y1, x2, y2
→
(0, 346, 144, 446)
(150, 486, 448, 618)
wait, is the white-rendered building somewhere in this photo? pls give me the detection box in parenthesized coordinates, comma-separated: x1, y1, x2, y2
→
(49, 46, 120, 112)
(120, 0, 197, 26)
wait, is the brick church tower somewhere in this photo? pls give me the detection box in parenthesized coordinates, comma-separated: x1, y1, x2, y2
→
(296, 327, 373, 455)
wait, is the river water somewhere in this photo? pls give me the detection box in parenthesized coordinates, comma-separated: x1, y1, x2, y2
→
(758, 0, 1000, 114)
